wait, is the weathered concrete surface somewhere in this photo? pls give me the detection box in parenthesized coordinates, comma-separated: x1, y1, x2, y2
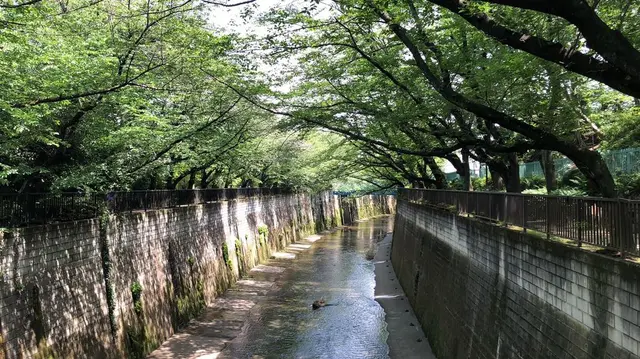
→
(0, 192, 344, 359)
(374, 233, 436, 359)
(149, 217, 405, 359)
(0, 192, 396, 359)
(392, 200, 640, 359)
(147, 243, 303, 359)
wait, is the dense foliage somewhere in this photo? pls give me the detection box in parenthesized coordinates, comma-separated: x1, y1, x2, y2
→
(1, 0, 639, 197)
(0, 0, 356, 192)
(252, 0, 640, 197)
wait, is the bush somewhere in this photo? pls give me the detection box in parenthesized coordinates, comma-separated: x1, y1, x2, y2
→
(522, 188, 547, 195)
(560, 168, 588, 190)
(472, 177, 488, 191)
(448, 178, 464, 190)
(520, 175, 546, 191)
(615, 173, 640, 199)
(558, 168, 640, 198)
(448, 177, 486, 190)
(550, 188, 588, 197)
(447, 176, 502, 191)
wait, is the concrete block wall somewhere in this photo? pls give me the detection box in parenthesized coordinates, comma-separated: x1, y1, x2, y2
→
(106, 192, 336, 357)
(0, 191, 389, 359)
(341, 195, 397, 224)
(392, 200, 640, 359)
(0, 220, 113, 359)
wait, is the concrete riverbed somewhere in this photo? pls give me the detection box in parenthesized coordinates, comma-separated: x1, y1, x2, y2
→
(148, 216, 434, 358)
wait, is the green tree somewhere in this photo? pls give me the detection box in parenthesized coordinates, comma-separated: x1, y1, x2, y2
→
(254, 0, 625, 196)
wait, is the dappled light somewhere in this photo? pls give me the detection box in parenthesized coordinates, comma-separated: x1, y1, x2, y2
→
(270, 252, 297, 259)
(287, 243, 312, 250)
(2, 0, 640, 357)
(250, 265, 286, 274)
(304, 235, 322, 242)
(214, 217, 394, 359)
(2, 191, 386, 358)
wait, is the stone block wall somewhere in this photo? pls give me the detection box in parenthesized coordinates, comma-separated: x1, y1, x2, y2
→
(0, 220, 112, 359)
(0, 191, 392, 359)
(341, 195, 396, 224)
(392, 200, 640, 359)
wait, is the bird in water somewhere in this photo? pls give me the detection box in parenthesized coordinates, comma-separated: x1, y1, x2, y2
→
(312, 298, 326, 310)
(311, 297, 337, 310)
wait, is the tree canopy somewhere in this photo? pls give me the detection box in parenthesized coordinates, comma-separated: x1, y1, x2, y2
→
(1, 0, 639, 197)
(253, 0, 640, 197)
(0, 0, 356, 192)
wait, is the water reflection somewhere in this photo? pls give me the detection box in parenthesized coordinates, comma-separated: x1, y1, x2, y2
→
(218, 217, 394, 359)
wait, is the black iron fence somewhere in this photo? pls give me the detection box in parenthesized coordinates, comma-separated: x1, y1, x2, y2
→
(0, 188, 293, 228)
(398, 188, 640, 256)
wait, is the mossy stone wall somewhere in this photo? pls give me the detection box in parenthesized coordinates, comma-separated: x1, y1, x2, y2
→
(0, 191, 355, 358)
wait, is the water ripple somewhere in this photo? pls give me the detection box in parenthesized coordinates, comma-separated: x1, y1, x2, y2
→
(219, 217, 394, 359)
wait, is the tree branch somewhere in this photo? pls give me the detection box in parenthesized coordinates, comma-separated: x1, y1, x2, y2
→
(13, 63, 163, 108)
(130, 97, 241, 173)
(466, 0, 640, 84)
(0, 0, 42, 8)
(202, 0, 255, 7)
(426, 0, 640, 98)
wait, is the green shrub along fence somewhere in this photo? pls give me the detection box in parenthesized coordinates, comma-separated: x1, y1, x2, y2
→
(445, 147, 640, 181)
(399, 188, 640, 256)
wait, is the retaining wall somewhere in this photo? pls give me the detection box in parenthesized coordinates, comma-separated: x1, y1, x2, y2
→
(392, 200, 640, 359)
(341, 195, 397, 224)
(0, 192, 392, 358)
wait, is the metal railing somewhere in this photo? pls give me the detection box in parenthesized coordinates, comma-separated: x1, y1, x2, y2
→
(0, 188, 293, 228)
(398, 188, 640, 256)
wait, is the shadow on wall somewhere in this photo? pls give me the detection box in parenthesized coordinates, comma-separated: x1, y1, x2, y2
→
(342, 195, 396, 224)
(0, 191, 395, 359)
(0, 219, 114, 359)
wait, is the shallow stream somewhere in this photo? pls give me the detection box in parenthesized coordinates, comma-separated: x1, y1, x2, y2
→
(218, 216, 395, 359)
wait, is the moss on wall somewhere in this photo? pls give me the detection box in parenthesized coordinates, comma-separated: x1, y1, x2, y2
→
(3, 192, 398, 358)
(175, 279, 205, 327)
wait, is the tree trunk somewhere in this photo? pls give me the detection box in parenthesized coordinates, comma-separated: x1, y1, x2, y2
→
(421, 0, 640, 98)
(443, 153, 471, 191)
(200, 169, 209, 189)
(377, 14, 618, 196)
(539, 150, 557, 193)
(149, 176, 158, 190)
(571, 149, 617, 197)
(504, 153, 521, 193)
(489, 167, 504, 191)
(187, 171, 196, 189)
(165, 176, 176, 190)
(426, 157, 446, 189)
(462, 149, 472, 191)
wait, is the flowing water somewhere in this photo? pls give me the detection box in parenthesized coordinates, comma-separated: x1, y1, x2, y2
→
(218, 216, 395, 359)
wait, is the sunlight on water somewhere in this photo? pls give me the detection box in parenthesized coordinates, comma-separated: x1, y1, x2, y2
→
(219, 217, 394, 359)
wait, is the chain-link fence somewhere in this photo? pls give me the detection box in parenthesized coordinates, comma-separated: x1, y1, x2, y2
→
(446, 147, 640, 181)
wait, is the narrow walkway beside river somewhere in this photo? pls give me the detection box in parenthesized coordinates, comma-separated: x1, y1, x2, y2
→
(149, 216, 433, 359)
